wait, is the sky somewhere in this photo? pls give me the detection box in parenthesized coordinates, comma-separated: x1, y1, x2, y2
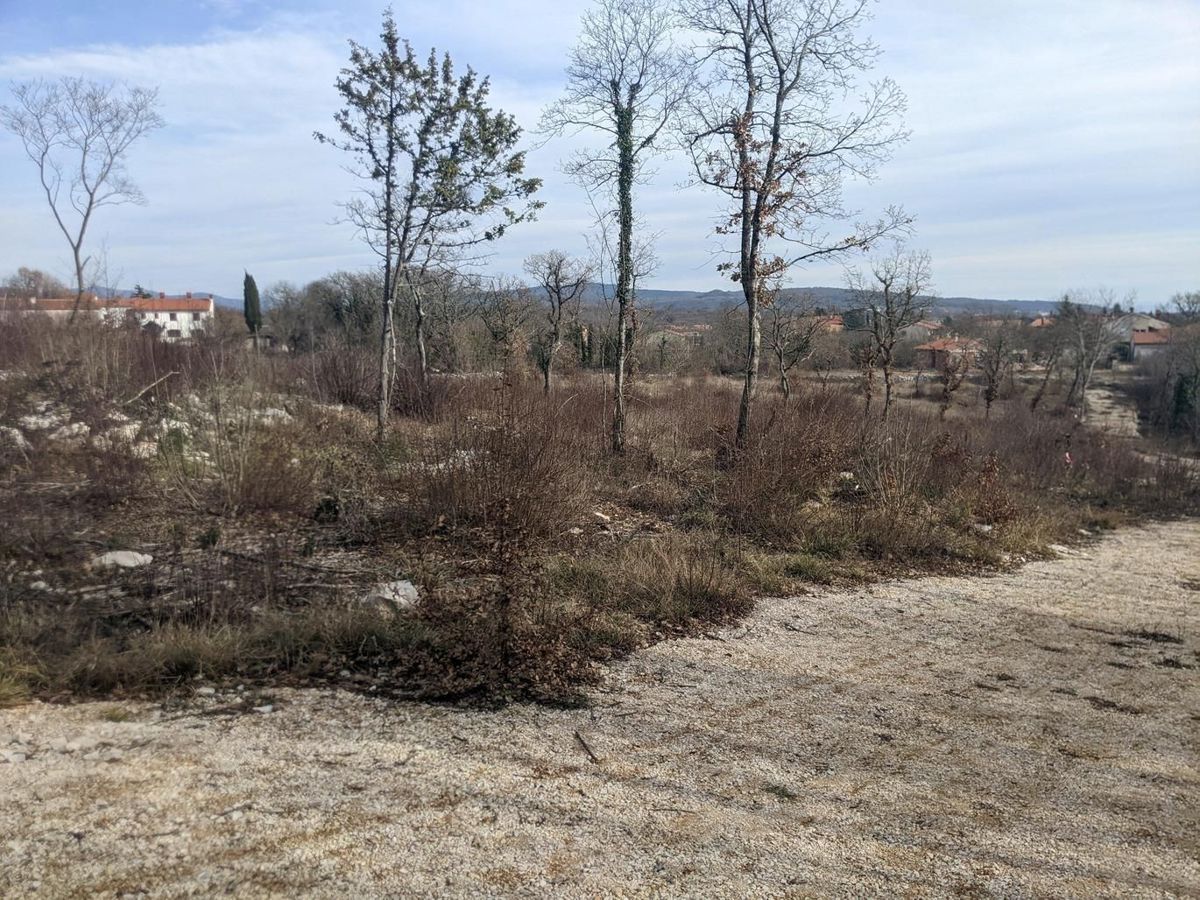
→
(0, 0, 1197, 306)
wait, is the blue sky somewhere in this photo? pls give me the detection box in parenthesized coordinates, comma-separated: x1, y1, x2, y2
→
(0, 0, 1197, 306)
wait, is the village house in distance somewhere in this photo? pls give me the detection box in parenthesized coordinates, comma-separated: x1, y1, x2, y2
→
(0, 292, 214, 341)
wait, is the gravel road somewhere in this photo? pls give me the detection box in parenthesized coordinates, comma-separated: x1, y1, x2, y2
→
(3, 520, 1198, 898)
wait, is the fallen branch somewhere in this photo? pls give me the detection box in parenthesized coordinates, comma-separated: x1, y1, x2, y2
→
(123, 371, 180, 405)
(574, 729, 601, 764)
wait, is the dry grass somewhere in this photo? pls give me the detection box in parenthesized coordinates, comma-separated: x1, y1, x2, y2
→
(1, 319, 1196, 704)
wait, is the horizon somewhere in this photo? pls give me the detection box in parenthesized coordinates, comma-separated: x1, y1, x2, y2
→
(1, 1, 1198, 307)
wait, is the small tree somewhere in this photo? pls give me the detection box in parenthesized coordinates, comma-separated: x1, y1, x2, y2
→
(1059, 291, 1124, 420)
(937, 355, 969, 421)
(525, 251, 593, 393)
(316, 11, 542, 438)
(243, 271, 262, 343)
(849, 249, 932, 418)
(977, 320, 1017, 417)
(543, 0, 688, 452)
(764, 291, 822, 400)
(476, 278, 535, 370)
(681, 0, 910, 447)
(1, 77, 163, 320)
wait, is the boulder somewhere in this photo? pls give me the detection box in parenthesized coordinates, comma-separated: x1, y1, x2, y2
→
(0, 426, 31, 452)
(359, 580, 420, 615)
(18, 411, 65, 431)
(90, 551, 153, 570)
(50, 422, 90, 442)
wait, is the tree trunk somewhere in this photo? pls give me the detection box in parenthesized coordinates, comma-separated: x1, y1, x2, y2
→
(377, 276, 394, 442)
(881, 358, 893, 419)
(408, 275, 429, 385)
(69, 242, 86, 325)
(612, 102, 635, 454)
(736, 300, 760, 447)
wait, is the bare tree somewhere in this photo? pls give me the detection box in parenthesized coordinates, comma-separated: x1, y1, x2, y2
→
(476, 278, 536, 369)
(764, 290, 822, 399)
(977, 320, 1017, 418)
(849, 249, 931, 418)
(1170, 290, 1200, 322)
(525, 251, 593, 392)
(1028, 318, 1067, 411)
(681, 0, 910, 447)
(937, 355, 969, 421)
(1058, 291, 1124, 420)
(542, 0, 688, 452)
(3, 267, 69, 299)
(1, 77, 163, 319)
(316, 11, 541, 438)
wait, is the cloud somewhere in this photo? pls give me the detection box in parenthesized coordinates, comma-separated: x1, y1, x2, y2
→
(0, 0, 1197, 304)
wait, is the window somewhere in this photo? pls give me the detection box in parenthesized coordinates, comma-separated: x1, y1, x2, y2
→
(167, 329, 181, 338)
(169, 312, 177, 321)
(192, 312, 201, 321)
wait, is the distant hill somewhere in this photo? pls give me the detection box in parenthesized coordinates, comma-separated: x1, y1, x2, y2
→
(583, 283, 1056, 316)
(106, 284, 1057, 318)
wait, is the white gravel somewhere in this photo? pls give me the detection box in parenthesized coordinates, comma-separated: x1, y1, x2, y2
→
(2, 520, 1198, 898)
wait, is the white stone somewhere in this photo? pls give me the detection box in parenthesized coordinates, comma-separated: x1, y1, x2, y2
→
(50, 422, 90, 442)
(90, 551, 153, 570)
(0, 426, 31, 451)
(18, 411, 65, 431)
(107, 422, 141, 442)
(593, 511, 612, 524)
(257, 408, 291, 423)
(252, 705, 273, 714)
(972, 523, 994, 535)
(360, 580, 420, 614)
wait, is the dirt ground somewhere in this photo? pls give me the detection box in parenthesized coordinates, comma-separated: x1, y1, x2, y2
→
(2, 520, 1198, 898)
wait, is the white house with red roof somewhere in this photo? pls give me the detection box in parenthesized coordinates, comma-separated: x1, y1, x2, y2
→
(1, 292, 214, 341)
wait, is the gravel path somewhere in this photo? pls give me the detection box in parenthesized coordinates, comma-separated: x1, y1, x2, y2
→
(3, 521, 1198, 898)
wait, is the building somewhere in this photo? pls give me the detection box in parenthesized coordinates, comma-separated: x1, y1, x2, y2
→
(896, 319, 943, 342)
(914, 336, 983, 371)
(1130, 330, 1170, 361)
(0, 292, 214, 341)
(1112, 313, 1170, 342)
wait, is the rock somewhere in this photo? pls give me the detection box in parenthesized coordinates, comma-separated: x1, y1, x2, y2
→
(593, 511, 612, 524)
(29, 580, 50, 591)
(90, 550, 153, 570)
(49, 737, 70, 753)
(67, 737, 99, 753)
(1, 751, 27, 764)
(1047, 543, 1074, 556)
(131, 441, 158, 459)
(18, 411, 65, 431)
(50, 422, 90, 442)
(0, 426, 31, 452)
(360, 580, 419, 614)
(566, 527, 585, 536)
(257, 408, 291, 423)
(196, 686, 217, 697)
(100, 749, 123, 763)
(252, 705, 273, 714)
(106, 422, 141, 443)
(972, 523, 994, 535)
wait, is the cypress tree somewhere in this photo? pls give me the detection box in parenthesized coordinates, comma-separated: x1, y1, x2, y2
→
(243, 271, 261, 338)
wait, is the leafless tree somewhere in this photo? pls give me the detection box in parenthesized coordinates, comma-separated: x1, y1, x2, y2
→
(848, 249, 931, 418)
(1058, 291, 1124, 420)
(1028, 318, 1067, 411)
(1170, 290, 1200, 322)
(977, 320, 1017, 417)
(937, 355, 969, 421)
(764, 290, 822, 399)
(3, 267, 69, 299)
(1, 77, 163, 320)
(525, 251, 593, 392)
(542, 0, 688, 452)
(681, 0, 910, 447)
(475, 278, 536, 369)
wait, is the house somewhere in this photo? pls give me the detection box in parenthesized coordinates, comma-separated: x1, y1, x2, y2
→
(1029, 316, 1055, 328)
(914, 336, 983, 371)
(897, 319, 943, 342)
(1, 292, 214, 341)
(1112, 313, 1170, 341)
(1130, 329, 1170, 360)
